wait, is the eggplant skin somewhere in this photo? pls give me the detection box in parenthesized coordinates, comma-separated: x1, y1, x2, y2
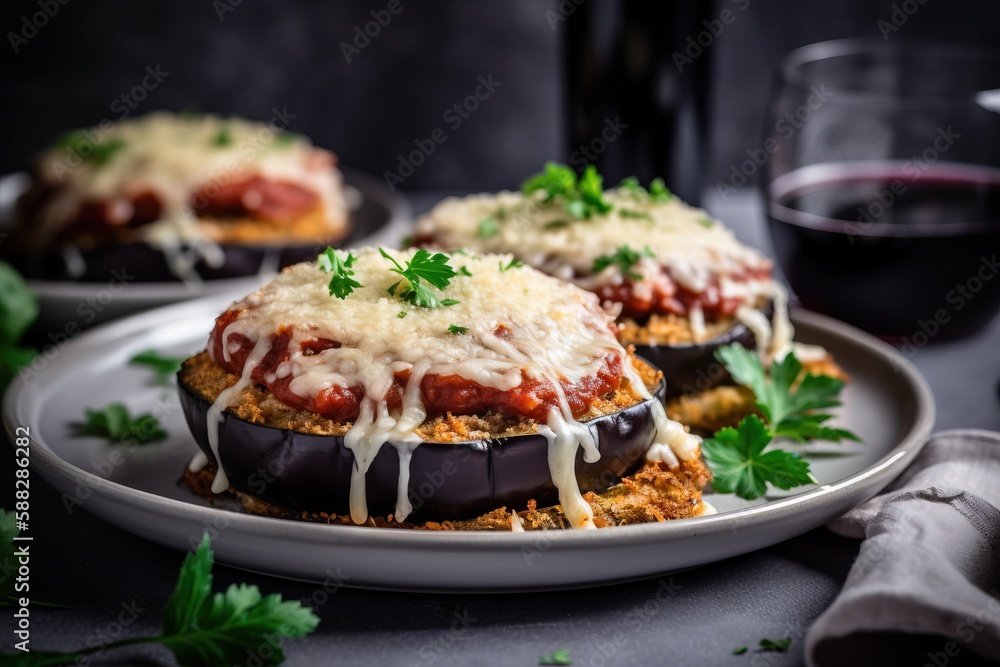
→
(3, 243, 325, 282)
(632, 302, 774, 399)
(177, 375, 666, 523)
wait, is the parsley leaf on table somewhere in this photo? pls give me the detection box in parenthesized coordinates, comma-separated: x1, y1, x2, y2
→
(701, 415, 815, 501)
(0, 510, 18, 605)
(3, 534, 320, 666)
(317, 247, 362, 299)
(380, 247, 459, 309)
(592, 245, 654, 280)
(129, 350, 185, 384)
(159, 535, 319, 667)
(0, 262, 38, 346)
(539, 648, 572, 665)
(78, 403, 167, 444)
(0, 261, 39, 394)
(715, 344, 859, 443)
(758, 637, 793, 652)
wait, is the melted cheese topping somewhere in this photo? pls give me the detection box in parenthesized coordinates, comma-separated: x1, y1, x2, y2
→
(416, 190, 768, 292)
(32, 112, 346, 280)
(415, 189, 793, 357)
(206, 247, 701, 527)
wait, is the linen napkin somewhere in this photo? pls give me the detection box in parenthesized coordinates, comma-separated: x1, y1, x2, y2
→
(807, 429, 1000, 667)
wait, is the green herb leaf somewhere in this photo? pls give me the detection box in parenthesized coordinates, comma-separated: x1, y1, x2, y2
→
(54, 130, 125, 162)
(498, 257, 523, 272)
(649, 177, 672, 202)
(90, 138, 126, 165)
(317, 247, 362, 299)
(0, 534, 318, 665)
(213, 127, 232, 146)
(733, 646, 748, 655)
(447, 324, 468, 335)
(380, 248, 459, 309)
(539, 648, 572, 665)
(543, 220, 570, 230)
(0, 261, 39, 346)
(78, 403, 167, 444)
(577, 165, 612, 215)
(0, 510, 18, 604)
(758, 637, 792, 653)
(522, 162, 578, 202)
(130, 350, 185, 384)
(592, 245, 654, 280)
(616, 175, 672, 203)
(477, 217, 499, 238)
(702, 415, 815, 500)
(275, 131, 300, 146)
(618, 208, 653, 221)
(161, 534, 320, 667)
(697, 216, 715, 228)
(397, 311, 408, 319)
(522, 162, 611, 219)
(617, 176, 646, 198)
(457, 265, 473, 277)
(715, 344, 859, 443)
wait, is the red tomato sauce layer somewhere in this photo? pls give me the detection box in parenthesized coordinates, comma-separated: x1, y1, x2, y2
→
(208, 309, 624, 423)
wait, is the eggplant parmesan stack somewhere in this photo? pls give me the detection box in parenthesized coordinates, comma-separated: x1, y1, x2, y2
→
(178, 247, 711, 529)
(8, 112, 350, 283)
(414, 164, 844, 432)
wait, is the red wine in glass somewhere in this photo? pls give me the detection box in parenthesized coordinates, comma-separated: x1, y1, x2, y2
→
(768, 161, 1000, 339)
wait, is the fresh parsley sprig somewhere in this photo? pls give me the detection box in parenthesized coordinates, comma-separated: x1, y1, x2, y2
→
(592, 245, 654, 280)
(757, 637, 793, 652)
(499, 257, 523, 272)
(54, 131, 125, 165)
(77, 403, 167, 445)
(702, 415, 814, 500)
(522, 162, 612, 219)
(477, 217, 499, 238)
(130, 350, 185, 385)
(317, 247, 362, 299)
(617, 175, 672, 202)
(701, 344, 859, 500)
(380, 248, 459, 309)
(213, 127, 233, 146)
(4, 534, 320, 667)
(0, 261, 38, 394)
(715, 344, 859, 443)
(539, 648, 572, 665)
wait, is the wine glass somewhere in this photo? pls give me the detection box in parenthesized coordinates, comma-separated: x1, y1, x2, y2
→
(760, 38, 1000, 340)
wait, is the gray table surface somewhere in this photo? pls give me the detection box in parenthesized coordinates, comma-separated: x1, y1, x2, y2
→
(2, 190, 998, 667)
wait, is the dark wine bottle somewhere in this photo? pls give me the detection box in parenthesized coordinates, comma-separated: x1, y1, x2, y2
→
(562, 0, 713, 204)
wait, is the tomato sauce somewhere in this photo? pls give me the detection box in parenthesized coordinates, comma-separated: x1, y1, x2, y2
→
(209, 309, 623, 423)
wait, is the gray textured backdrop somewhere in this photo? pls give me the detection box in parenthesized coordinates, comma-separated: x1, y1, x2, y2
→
(2, 0, 998, 192)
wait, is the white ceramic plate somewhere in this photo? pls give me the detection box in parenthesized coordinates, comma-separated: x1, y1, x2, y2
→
(3, 298, 934, 592)
(0, 169, 411, 332)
